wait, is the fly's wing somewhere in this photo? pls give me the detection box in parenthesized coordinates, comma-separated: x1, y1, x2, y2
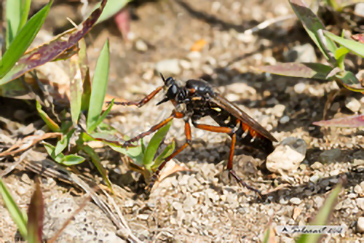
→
(210, 93, 277, 142)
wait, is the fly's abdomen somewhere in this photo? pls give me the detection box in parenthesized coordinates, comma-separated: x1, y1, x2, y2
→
(236, 122, 274, 154)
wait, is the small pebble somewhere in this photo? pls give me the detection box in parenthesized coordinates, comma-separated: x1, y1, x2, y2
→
(357, 217, 364, 233)
(310, 175, 320, 183)
(355, 3, 364, 17)
(272, 104, 286, 117)
(310, 161, 323, 170)
(354, 184, 363, 194)
(137, 214, 149, 220)
(266, 137, 307, 173)
(279, 116, 290, 124)
(290, 197, 302, 205)
(294, 83, 306, 94)
(135, 39, 148, 52)
(356, 198, 364, 210)
(319, 148, 341, 163)
(345, 97, 361, 113)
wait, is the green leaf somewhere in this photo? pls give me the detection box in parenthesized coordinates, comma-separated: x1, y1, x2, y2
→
(335, 71, 364, 92)
(86, 40, 110, 133)
(152, 139, 175, 171)
(313, 114, 364, 128)
(43, 142, 63, 163)
(27, 183, 44, 243)
(289, 0, 337, 60)
(5, 0, 31, 48)
(143, 120, 173, 167)
(0, 0, 53, 78)
(61, 155, 85, 166)
(257, 62, 333, 80)
(92, 99, 114, 133)
(297, 184, 342, 243)
(334, 47, 350, 70)
(36, 100, 60, 132)
(54, 129, 75, 156)
(96, 0, 130, 24)
(82, 145, 112, 191)
(324, 30, 364, 58)
(18, 0, 32, 33)
(0, 178, 28, 239)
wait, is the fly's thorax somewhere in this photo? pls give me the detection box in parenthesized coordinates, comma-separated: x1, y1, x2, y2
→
(175, 102, 187, 114)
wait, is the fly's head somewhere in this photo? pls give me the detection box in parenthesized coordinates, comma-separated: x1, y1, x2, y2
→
(157, 73, 186, 106)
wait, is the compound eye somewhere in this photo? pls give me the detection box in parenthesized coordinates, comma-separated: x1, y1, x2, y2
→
(166, 84, 178, 99)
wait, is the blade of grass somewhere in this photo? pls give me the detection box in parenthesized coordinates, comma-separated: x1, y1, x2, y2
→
(143, 120, 173, 167)
(86, 40, 110, 133)
(0, 178, 28, 239)
(297, 183, 342, 243)
(27, 182, 44, 243)
(82, 145, 113, 192)
(257, 62, 333, 80)
(18, 0, 32, 33)
(96, 0, 131, 24)
(36, 100, 60, 132)
(152, 139, 175, 171)
(0, 0, 53, 78)
(289, 0, 337, 60)
(324, 30, 364, 58)
(93, 99, 114, 132)
(55, 129, 75, 156)
(313, 114, 364, 128)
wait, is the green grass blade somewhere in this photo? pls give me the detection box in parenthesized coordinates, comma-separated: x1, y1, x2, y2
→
(289, 0, 337, 60)
(0, 178, 28, 239)
(257, 62, 333, 80)
(324, 30, 364, 58)
(143, 120, 173, 167)
(297, 183, 342, 243)
(93, 99, 114, 130)
(96, 0, 130, 24)
(5, 0, 21, 48)
(82, 145, 113, 191)
(55, 129, 75, 156)
(86, 40, 110, 133)
(36, 100, 60, 132)
(18, 0, 32, 33)
(61, 155, 85, 166)
(152, 139, 175, 171)
(0, 0, 53, 78)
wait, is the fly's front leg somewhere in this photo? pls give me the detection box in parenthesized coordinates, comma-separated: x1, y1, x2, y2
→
(192, 121, 262, 196)
(123, 111, 184, 147)
(107, 85, 164, 107)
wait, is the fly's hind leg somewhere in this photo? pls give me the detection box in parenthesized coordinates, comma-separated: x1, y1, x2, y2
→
(192, 121, 262, 196)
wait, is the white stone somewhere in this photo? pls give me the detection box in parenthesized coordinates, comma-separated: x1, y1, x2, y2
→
(345, 97, 361, 113)
(266, 137, 307, 173)
(279, 115, 290, 124)
(357, 217, 364, 233)
(294, 82, 306, 94)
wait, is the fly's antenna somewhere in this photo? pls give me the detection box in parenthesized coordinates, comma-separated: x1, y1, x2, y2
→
(160, 73, 166, 84)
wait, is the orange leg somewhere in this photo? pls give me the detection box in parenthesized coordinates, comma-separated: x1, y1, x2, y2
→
(109, 86, 164, 107)
(192, 121, 262, 195)
(124, 111, 184, 146)
(147, 121, 192, 190)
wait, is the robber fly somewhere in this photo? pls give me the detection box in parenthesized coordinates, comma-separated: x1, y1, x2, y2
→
(112, 74, 277, 194)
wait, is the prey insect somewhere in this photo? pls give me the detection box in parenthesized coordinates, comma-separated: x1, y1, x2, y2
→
(111, 74, 277, 195)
